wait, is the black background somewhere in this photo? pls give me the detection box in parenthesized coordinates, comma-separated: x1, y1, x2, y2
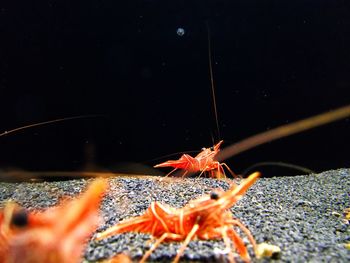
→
(0, 0, 349, 176)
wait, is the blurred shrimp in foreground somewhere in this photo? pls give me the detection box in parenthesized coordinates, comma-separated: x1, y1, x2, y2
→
(0, 178, 108, 263)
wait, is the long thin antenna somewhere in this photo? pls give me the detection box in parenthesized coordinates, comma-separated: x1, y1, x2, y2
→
(0, 114, 104, 137)
(206, 22, 221, 140)
(216, 104, 350, 162)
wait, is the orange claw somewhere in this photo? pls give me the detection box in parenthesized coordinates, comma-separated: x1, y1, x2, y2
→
(0, 178, 108, 263)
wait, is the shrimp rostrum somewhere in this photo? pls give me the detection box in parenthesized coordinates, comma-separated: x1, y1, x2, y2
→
(95, 172, 262, 263)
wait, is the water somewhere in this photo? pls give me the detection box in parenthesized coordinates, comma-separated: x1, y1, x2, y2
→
(0, 1, 349, 175)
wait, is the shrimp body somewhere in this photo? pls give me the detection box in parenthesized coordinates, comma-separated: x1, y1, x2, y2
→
(0, 179, 108, 263)
(154, 140, 234, 178)
(96, 172, 261, 263)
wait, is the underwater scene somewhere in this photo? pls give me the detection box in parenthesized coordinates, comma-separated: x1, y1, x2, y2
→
(0, 1, 349, 262)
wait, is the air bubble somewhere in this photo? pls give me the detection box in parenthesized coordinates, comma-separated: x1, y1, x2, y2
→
(176, 28, 185, 36)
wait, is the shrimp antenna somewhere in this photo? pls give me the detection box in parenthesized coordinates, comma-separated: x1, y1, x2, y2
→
(242, 161, 315, 176)
(216, 104, 350, 162)
(206, 22, 221, 141)
(0, 114, 104, 137)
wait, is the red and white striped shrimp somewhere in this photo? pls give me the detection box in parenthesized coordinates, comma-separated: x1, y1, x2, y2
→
(154, 140, 235, 179)
(95, 172, 263, 263)
(0, 179, 108, 263)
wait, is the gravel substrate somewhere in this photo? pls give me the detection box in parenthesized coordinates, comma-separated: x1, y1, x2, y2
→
(0, 169, 349, 262)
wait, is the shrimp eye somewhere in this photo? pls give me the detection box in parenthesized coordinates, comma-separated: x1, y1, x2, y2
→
(210, 146, 214, 151)
(210, 191, 220, 200)
(11, 209, 28, 227)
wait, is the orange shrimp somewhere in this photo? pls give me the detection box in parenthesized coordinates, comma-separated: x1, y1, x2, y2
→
(154, 140, 235, 179)
(0, 178, 108, 263)
(95, 172, 261, 263)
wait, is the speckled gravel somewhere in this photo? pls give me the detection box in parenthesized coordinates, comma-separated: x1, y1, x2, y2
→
(0, 169, 349, 262)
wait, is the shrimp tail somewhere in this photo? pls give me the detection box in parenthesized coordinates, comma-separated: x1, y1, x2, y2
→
(95, 215, 152, 240)
(154, 154, 196, 170)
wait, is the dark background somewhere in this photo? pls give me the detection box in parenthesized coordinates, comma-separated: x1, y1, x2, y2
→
(0, 0, 349, 177)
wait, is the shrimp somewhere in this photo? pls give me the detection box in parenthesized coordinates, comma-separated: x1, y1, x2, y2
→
(95, 172, 262, 263)
(0, 178, 108, 263)
(154, 140, 235, 179)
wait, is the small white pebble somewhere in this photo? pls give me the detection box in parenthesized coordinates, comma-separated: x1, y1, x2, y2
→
(256, 243, 281, 259)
